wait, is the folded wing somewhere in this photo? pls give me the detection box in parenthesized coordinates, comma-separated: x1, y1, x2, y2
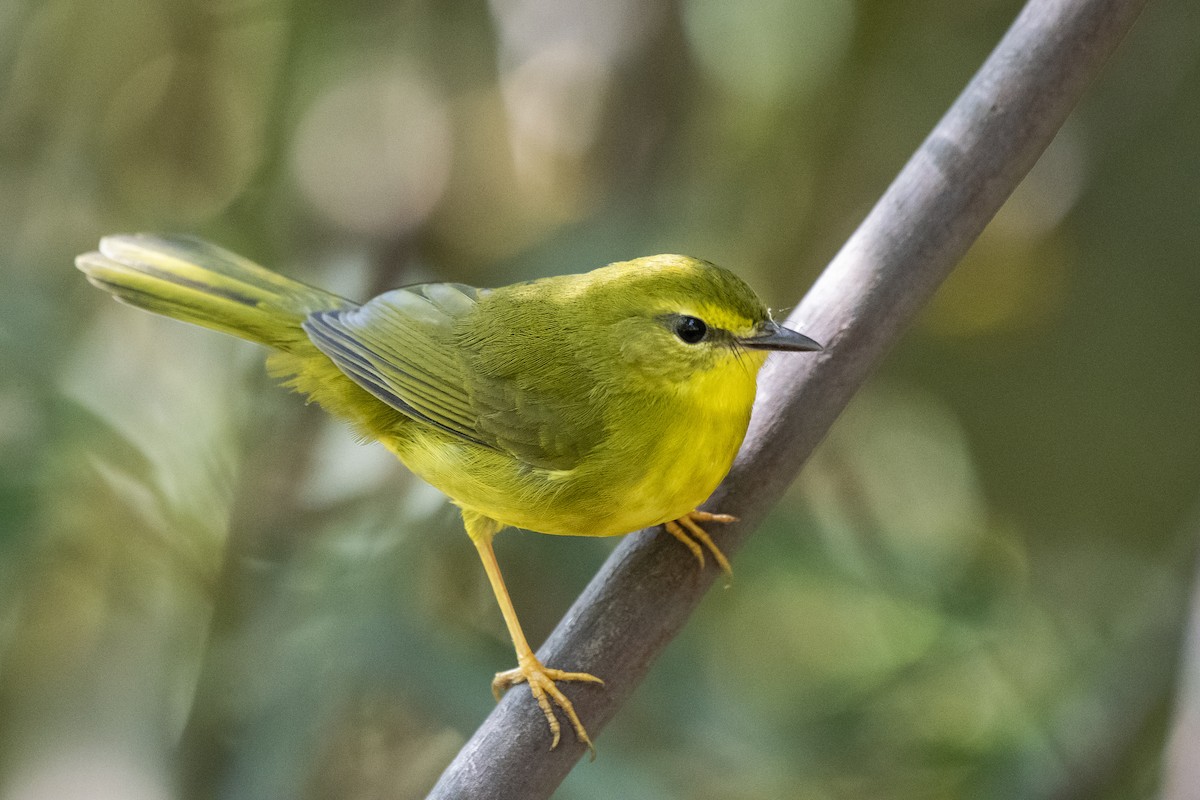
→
(304, 283, 599, 471)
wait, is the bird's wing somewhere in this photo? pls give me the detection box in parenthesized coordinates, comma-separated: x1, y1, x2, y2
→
(303, 283, 596, 470)
(304, 283, 489, 446)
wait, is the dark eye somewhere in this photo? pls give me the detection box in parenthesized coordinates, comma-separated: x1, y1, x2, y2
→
(673, 315, 708, 344)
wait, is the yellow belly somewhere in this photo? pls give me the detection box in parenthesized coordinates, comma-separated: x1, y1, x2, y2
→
(385, 371, 758, 538)
(564, 407, 749, 536)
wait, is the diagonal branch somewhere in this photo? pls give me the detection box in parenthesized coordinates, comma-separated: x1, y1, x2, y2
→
(427, 0, 1150, 796)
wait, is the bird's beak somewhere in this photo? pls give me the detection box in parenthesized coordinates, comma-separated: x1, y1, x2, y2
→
(739, 320, 823, 352)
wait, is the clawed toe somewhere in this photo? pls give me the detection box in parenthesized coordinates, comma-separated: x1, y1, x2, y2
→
(493, 657, 604, 756)
(664, 510, 735, 578)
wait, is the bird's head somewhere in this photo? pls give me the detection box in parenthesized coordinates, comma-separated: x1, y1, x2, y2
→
(581, 254, 822, 390)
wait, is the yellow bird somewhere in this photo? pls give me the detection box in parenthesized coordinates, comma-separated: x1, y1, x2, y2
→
(76, 235, 821, 752)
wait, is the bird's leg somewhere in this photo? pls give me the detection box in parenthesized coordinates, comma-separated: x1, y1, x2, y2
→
(664, 510, 735, 578)
(467, 524, 603, 755)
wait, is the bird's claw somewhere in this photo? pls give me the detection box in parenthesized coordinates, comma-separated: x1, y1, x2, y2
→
(493, 656, 604, 758)
(665, 510, 735, 581)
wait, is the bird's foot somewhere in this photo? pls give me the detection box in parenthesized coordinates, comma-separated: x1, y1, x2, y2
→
(493, 654, 604, 757)
(664, 510, 735, 579)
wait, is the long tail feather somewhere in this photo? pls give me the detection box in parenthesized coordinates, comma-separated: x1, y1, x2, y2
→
(75, 234, 350, 350)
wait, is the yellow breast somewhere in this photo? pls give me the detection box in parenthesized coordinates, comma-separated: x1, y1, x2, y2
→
(576, 355, 761, 535)
(385, 349, 765, 538)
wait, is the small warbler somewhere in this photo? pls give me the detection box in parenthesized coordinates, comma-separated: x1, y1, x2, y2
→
(77, 235, 821, 753)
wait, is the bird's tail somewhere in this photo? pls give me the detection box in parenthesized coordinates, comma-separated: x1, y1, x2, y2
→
(75, 234, 349, 350)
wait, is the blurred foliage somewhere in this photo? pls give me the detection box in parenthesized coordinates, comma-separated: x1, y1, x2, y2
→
(2, 0, 1199, 798)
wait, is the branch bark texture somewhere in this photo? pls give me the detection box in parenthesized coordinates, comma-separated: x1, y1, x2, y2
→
(428, 0, 1150, 796)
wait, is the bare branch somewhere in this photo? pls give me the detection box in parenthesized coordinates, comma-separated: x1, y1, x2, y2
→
(427, 1, 1151, 796)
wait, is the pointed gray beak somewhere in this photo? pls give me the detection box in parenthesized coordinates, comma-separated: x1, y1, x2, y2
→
(739, 320, 823, 352)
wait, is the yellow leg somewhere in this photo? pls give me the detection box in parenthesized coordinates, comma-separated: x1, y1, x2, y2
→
(664, 510, 735, 578)
(465, 514, 604, 755)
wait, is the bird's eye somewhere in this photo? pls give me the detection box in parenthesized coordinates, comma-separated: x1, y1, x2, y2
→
(673, 315, 708, 344)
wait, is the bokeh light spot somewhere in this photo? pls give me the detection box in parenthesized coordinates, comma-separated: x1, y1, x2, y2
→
(684, 0, 856, 103)
(293, 68, 451, 238)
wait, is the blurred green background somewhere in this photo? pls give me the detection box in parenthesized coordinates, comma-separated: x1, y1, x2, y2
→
(2, 0, 1199, 798)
